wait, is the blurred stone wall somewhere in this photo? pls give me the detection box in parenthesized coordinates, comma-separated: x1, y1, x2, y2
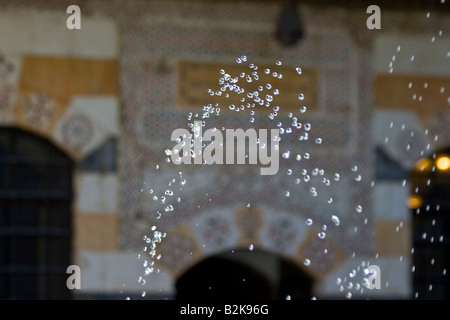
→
(1, 0, 449, 299)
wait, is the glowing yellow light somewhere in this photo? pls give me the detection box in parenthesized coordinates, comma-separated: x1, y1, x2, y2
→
(436, 155, 450, 171)
(407, 195, 423, 209)
(414, 158, 432, 172)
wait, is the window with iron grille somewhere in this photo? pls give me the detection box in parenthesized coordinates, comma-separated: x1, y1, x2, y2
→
(410, 148, 450, 300)
(0, 127, 73, 299)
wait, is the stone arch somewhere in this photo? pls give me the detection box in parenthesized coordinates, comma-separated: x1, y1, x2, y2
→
(157, 204, 347, 283)
(175, 247, 314, 300)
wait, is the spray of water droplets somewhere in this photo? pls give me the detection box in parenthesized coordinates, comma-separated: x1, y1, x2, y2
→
(138, 31, 449, 298)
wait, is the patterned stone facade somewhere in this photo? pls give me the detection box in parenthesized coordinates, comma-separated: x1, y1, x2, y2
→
(0, 0, 449, 299)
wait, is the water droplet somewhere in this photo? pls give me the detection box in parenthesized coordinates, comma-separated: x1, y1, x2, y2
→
(300, 106, 307, 113)
(286, 295, 291, 300)
(145, 267, 153, 275)
(282, 151, 290, 159)
(304, 152, 310, 159)
(236, 57, 243, 64)
(298, 93, 305, 100)
(248, 244, 254, 251)
(304, 259, 311, 266)
(356, 205, 363, 213)
(306, 218, 313, 226)
(315, 138, 322, 144)
(318, 232, 326, 239)
(276, 60, 282, 66)
(331, 215, 340, 226)
(295, 67, 302, 74)
(334, 173, 340, 181)
(285, 191, 290, 197)
(351, 165, 358, 172)
(355, 175, 362, 182)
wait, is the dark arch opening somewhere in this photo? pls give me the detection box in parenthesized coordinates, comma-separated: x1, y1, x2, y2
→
(409, 147, 450, 299)
(176, 249, 313, 300)
(0, 127, 74, 299)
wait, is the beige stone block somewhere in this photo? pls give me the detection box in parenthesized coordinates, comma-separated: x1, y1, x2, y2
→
(29, 11, 72, 56)
(75, 173, 119, 214)
(372, 182, 410, 221)
(374, 34, 450, 76)
(0, 11, 33, 54)
(76, 250, 175, 293)
(72, 18, 119, 59)
(0, 9, 118, 59)
(74, 213, 119, 251)
(374, 220, 411, 257)
(375, 74, 450, 117)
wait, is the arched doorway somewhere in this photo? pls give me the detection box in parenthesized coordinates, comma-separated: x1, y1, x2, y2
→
(176, 249, 313, 300)
(409, 147, 450, 299)
(0, 127, 74, 299)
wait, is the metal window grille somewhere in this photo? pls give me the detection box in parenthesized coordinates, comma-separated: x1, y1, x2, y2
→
(0, 127, 73, 299)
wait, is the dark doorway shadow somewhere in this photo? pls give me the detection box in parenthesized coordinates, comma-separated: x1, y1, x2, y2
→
(176, 249, 312, 300)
